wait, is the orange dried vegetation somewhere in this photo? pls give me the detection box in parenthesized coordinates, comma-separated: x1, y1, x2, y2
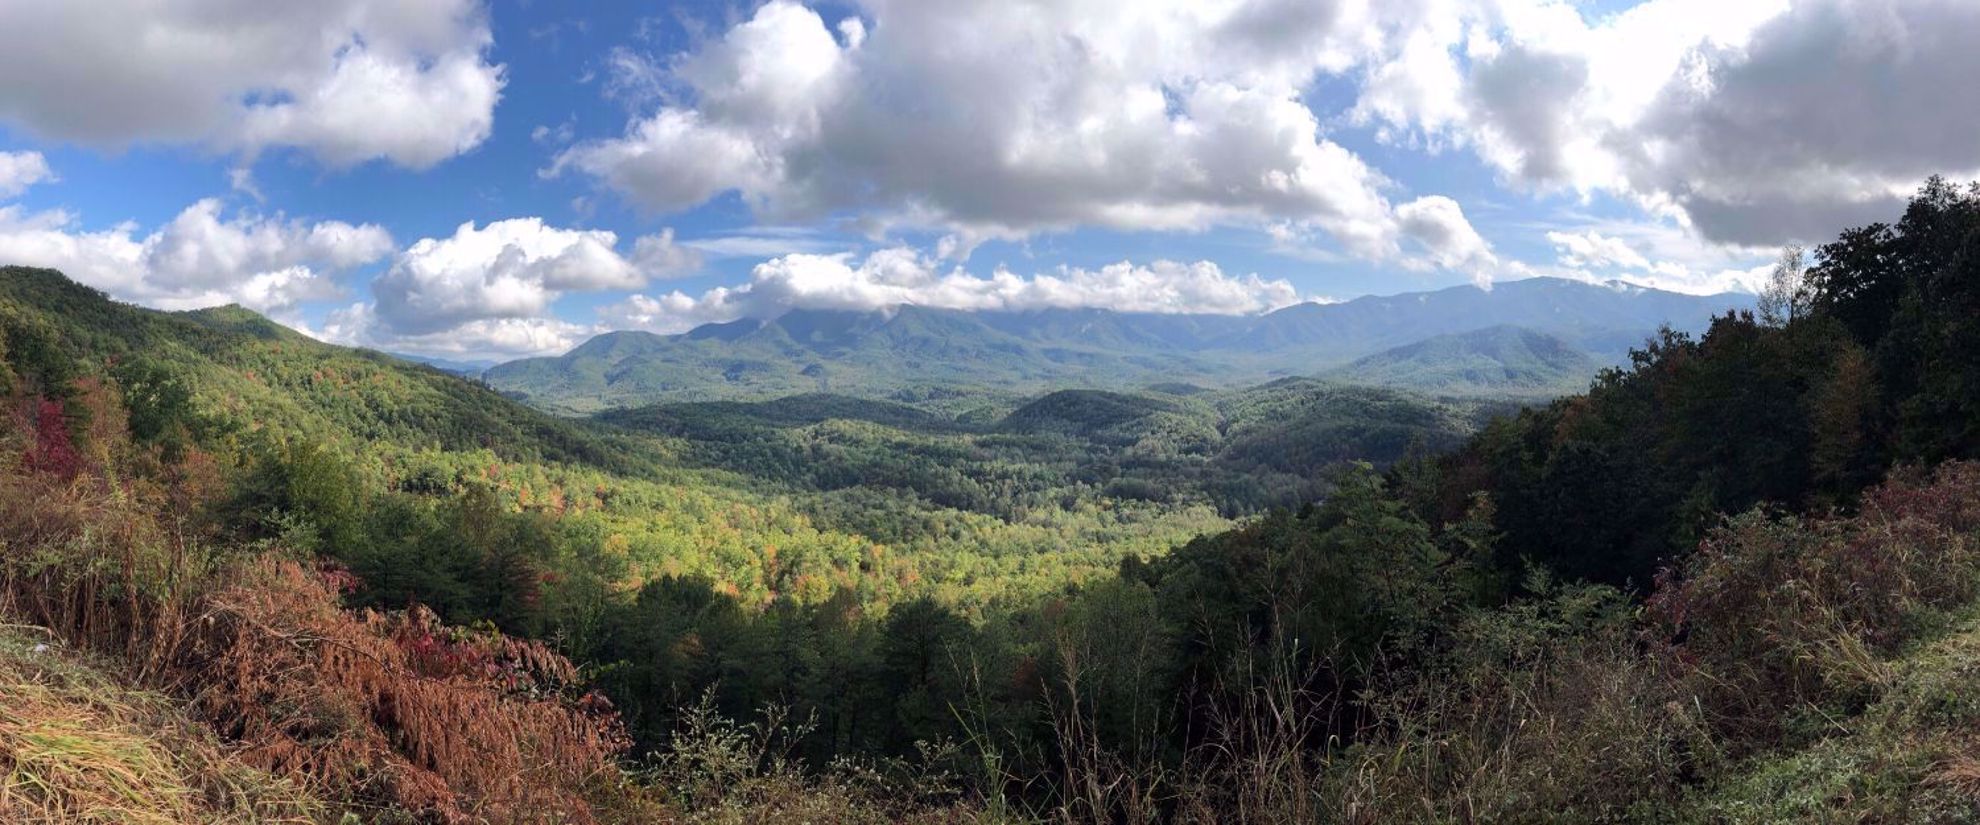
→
(181, 558, 630, 823)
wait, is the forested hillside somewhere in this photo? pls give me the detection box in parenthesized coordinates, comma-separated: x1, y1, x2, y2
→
(599, 381, 1484, 519)
(0, 268, 640, 471)
(485, 278, 1744, 411)
(1322, 324, 1600, 396)
(3, 177, 1980, 823)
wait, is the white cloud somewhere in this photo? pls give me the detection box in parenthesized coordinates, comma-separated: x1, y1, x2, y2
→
(594, 292, 738, 337)
(1351, 0, 1979, 245)
(681, 229, 853, 259)
(0, 198, 392, 313)
(0, 206, 701, 360)
(1397, 196, 1498, 281)
(235, 48, 501, 169)
(1613, 263, 1774, 296)
(1626, 0, 1980, 243)
(321, 303, 594, 360)
(553, 0, 1492, 279)
(367, 218, 701, 336)
(0, 151, 54, 198)
(1540, 218, 1776, 295)
(548, 0, 1980, 283)
(531, 121, 577, 147)
(598, 248, 1306, 335)
(1546, 230, 1652, 271)
(0, 0, 503, 169)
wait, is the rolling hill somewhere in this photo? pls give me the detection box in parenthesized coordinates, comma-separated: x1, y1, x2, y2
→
(0, 266, 647, 473)
(486, 277, 1750, 412)
(1323, 325, 1602, 396)
(596, 377, 1491, 516)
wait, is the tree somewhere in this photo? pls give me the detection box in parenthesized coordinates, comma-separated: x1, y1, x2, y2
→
(1757, 245, 1811, 327)
(113, 358, 200, 461)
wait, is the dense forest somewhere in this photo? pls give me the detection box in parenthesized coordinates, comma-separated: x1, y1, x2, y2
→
(483, 279, 1740, 412)
(3, 177, 1980, 822)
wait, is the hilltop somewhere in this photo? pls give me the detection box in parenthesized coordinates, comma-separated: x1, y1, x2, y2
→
(0, 266, 650, 473)
(486, 277, 1748, 412)
(1323, 325, 1601, 396)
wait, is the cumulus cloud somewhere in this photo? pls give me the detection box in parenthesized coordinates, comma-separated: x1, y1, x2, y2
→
(598, 248, 1306, 335)
(1352, 0, 1979, 246)
(1626, 0, 1980, 243)
(549, 0, 1980, 276)
(0, 151, 54, 198)
(1396, 196, 1498, 281)
(367, 218, 701, 336)
(0, 198, 392, 313)
(1542, 220, 1774, 295)
(553, 0, 1492, 276)
(0, 0, 502, 169)
(321, 303, 595, 361)
(1546, 230, 1652, 271)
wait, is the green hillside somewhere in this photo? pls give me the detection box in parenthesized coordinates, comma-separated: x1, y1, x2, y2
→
(598, 380, 1482, 520)
(0, 266, 1236, 617)
(487, 307, 1232, 413)
(999, 389, 1194, 442)
(1324, 324, 1601, 396)
(0, 266, 644, 473)
(485, 278, 1748, 411)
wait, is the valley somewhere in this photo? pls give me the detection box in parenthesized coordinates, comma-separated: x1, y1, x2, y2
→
(6, 1, 1979, 820)
(2, 184, 1975, 825)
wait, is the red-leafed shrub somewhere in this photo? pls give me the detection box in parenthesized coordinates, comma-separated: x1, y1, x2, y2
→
(20, 397, 79, 479)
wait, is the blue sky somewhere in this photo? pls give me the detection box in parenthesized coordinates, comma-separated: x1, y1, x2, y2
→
(1, 0, 1973, 359)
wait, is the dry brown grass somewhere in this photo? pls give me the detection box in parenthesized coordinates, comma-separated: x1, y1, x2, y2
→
(1321, 463, 1980, 824)
(0, 626, 322, 824)
(1312, 582, 1712, 825)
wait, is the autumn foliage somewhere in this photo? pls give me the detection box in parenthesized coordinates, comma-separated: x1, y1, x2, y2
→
(182, 559, 628, 822)
(0, 347, 628, 822)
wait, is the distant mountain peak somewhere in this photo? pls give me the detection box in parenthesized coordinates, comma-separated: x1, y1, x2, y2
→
(484, 276, 1750, 411)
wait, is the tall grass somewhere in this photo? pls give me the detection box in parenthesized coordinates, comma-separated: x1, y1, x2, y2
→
(0, 628, 322, 824)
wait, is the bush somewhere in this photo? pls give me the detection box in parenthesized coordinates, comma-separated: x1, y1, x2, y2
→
(181, 558, 629, 823)
(1326, 579, 1712, 824)
(623, 694, 984, 825)
(1649, 462, 1980, 748)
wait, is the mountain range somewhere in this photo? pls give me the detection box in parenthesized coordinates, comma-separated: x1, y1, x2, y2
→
(485, 277, 1752, 412)
(1322, 324, 1603, 397)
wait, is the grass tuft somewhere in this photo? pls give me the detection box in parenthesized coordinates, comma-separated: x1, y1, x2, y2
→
(0, 628, 322, 824)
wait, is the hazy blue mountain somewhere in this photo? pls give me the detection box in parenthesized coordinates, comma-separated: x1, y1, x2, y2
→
(1239, 277, 1747, 358)
(1322, 325, 1602, 396)
(390, 352, 498, 377)
(486, 277, 1751, 411)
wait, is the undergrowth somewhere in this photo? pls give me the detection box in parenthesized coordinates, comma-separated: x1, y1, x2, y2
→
(0, 367, 631, 821)
(0, 626, 323, 824)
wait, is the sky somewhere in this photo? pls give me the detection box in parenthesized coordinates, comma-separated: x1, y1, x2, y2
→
(0, 0, 1974, 361)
